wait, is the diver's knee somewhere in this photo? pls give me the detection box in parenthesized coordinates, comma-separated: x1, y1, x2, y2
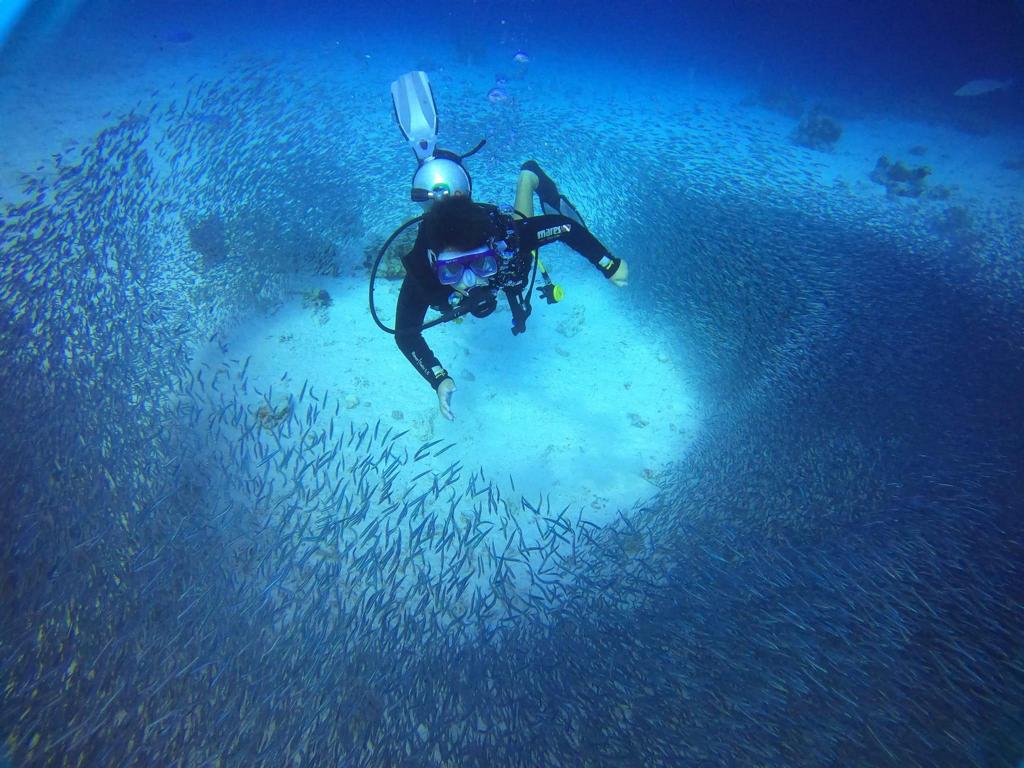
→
(517, 168, 540, 193)
(520, 159, 543, 175)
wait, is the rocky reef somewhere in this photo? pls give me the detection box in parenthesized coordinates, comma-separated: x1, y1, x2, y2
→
(792, 110, 843, 152)
(255, 400, 291, 428)
(869, 156, 952, 199)
(365, 228, 416, 280)
(302, 288, 332, 324)
(301, 287, 331, 309)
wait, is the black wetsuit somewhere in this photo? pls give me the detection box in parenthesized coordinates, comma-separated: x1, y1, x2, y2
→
(395, 203, 621, 390)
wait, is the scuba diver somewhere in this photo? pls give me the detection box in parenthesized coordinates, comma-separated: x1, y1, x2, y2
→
(380, 72, 629, 421)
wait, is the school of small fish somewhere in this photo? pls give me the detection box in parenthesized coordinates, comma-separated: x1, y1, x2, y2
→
(1, 56, 1022, 766)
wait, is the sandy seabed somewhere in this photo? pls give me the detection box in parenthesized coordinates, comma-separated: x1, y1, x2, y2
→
(2, 24, 1020, 518)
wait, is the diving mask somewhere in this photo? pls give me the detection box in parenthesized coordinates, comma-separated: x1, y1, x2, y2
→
(431, 244, 499, 286)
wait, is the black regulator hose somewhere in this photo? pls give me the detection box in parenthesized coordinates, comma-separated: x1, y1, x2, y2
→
(459, 138, 486, 159)
(368, 215, 470, 335)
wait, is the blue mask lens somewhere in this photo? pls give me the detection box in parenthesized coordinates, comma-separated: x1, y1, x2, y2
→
(437, 260, 466, 285)
(468, 251, 497, 278)
(435, 247, 498, 285)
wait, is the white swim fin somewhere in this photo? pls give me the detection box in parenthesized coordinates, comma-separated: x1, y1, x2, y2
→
(391, 71, 438, 162)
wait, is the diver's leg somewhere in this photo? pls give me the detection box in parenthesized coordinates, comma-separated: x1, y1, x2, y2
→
(518, 160, 584, 225)
(514, 167, 538, 219)
(519, 160, 557, 212)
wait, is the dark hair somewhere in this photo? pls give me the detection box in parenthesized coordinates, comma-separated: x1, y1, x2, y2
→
(421, 197, 493, 252)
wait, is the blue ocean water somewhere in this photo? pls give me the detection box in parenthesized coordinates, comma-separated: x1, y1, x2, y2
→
(1, 1, 1022, 766)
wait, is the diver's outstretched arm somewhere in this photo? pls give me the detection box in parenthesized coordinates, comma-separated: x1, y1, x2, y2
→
(395, 278, 452, 390)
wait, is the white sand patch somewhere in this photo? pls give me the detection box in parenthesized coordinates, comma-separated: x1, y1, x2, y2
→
(215, 253, 699, 524)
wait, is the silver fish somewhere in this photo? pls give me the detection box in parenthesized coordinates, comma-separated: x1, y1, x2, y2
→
(954, 78, 1013, 96)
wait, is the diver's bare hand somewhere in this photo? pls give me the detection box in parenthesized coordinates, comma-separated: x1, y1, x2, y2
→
(437, 378, 456, 421)
(610, 259, 629, 288)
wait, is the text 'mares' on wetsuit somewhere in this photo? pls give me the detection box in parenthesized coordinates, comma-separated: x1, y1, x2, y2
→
(394, 203, 621, 390)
